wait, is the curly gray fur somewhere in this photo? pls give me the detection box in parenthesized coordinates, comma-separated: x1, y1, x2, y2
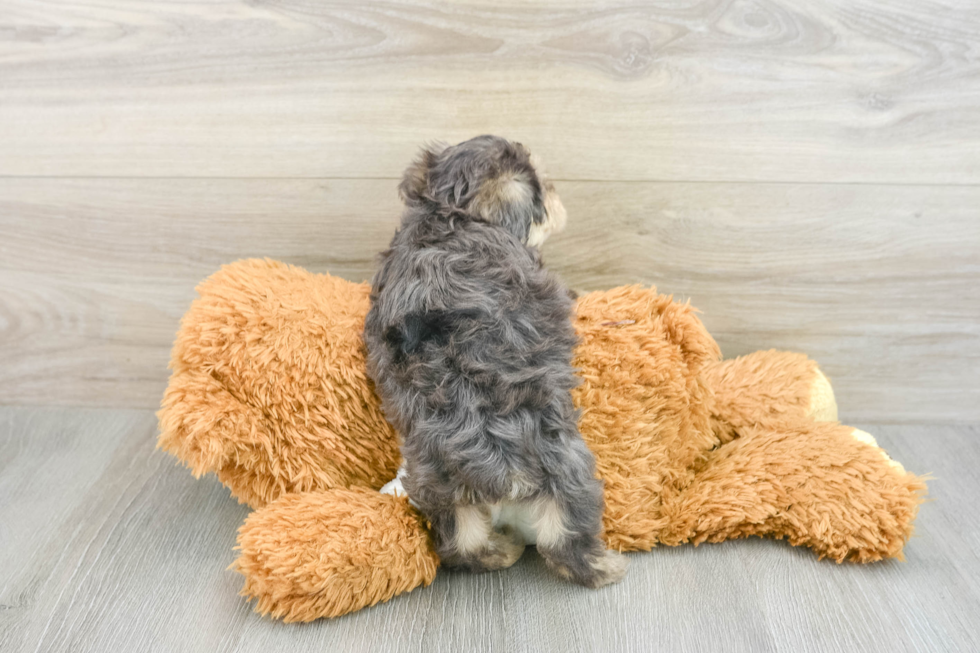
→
(364, 135, 627, 588)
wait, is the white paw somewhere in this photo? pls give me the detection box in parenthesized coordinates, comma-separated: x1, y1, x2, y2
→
(380, 465, 420, 507)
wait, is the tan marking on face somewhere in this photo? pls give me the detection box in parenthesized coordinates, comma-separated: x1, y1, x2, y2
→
(527, 186, 567, 247)
(474, 171, 531, 223)
(498, 173, 532, 204)
(455, 504, 492, 555)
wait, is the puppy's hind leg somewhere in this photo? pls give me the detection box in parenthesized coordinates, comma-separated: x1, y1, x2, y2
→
(532, 483, 628, 589)
(430, 504, 526, 573)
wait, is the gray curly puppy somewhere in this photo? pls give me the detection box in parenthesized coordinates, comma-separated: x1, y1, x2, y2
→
(364, 135, 627, 588)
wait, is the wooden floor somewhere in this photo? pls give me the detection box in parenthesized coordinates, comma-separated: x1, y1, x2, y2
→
(0, 407, 976, 653)
(3, 0, 980, 651)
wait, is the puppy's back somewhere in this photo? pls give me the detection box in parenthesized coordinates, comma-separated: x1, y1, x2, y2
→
(364, 213, 578, 434)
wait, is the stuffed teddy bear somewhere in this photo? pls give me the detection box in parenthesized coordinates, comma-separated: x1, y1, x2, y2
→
(157, 258, 926, 622)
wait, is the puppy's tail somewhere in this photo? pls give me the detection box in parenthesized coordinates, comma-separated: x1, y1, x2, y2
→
(383, 309, 484, 361)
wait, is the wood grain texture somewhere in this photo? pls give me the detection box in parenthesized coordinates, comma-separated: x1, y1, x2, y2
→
(2, 0, 979, 182)
(2, 2, 977, 649)
(2, 177, 978, 421)
(1, 408, 978, 652)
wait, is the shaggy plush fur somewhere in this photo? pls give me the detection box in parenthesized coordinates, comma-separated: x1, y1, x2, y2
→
(158, 260, 400, 507)
(234, 489, 438, 620)
(158, 258, 927, 622)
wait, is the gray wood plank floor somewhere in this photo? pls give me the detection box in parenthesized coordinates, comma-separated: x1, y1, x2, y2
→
(1, 407, 977, 653)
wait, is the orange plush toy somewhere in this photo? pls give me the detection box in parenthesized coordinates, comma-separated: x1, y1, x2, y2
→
(158, 258, 926, 622)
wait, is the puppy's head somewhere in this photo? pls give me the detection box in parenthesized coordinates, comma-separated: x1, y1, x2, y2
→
(399, 135, 567, 246)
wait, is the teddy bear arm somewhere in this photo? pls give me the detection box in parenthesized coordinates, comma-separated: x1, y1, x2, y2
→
(157, 367, 269, 489)
(158, 364, 397, 508)
(159, 259, 403, 508)
(659, 420, 926, 562)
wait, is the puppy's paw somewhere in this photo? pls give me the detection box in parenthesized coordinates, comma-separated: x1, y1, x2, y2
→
(584, 550, 628, 589)
(543, 548, 628, 588)
(477, 526, 526, 571)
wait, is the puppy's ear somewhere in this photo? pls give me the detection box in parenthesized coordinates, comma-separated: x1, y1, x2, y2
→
(398, 143, 447, 205)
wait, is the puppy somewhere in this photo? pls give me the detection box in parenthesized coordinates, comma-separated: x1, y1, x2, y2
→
(364, 135, 626, 588)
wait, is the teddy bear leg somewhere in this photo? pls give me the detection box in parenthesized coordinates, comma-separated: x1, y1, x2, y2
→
(703, 350, 838, 443)
(660, 420, 927, 562)
(234, 487, 439, 621)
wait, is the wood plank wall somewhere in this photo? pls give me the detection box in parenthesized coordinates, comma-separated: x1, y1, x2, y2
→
(1, 1, 978, 421)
